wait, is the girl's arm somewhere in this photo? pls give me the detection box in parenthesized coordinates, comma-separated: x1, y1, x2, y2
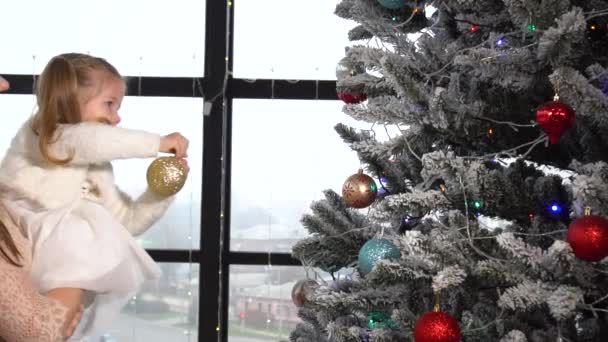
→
(0, 262, 74, 342)
(45, 122, 161, 165)
(107, 187, 175, 236)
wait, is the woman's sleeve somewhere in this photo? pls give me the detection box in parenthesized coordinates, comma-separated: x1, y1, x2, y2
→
(47, 122, 161, 165)
(0, 261, 69, 342)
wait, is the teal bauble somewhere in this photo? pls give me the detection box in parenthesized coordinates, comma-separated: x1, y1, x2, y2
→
(377, 0, 406, 9)
(358, 238, 401, 275)
(368, 311, 398, 329)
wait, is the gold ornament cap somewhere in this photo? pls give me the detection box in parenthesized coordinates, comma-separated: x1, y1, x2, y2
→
(146, 156, 188, 196)
(433, 292, 441, 312)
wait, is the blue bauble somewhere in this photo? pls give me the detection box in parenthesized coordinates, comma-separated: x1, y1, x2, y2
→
(358, 238, 401, 275)
(377, 0, 406, 9)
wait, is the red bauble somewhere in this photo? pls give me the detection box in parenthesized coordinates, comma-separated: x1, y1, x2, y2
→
(414, 311, 461, 342)
(337, 91, 367, 104)
(536, 100, 575, 144)
(567, 215, 608, 262)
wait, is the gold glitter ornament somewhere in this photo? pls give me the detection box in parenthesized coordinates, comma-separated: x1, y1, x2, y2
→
(146, 157, 188, 196)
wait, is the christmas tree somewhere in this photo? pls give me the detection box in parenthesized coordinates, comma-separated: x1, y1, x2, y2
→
(289, 1, 608, 341)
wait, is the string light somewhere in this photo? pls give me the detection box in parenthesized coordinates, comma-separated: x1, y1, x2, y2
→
(527, 24, 537, 32)
(496, 37, 504, 46)
(590, 24, 597, 30)
(488, 128, 494, 135)
(469, 25, 478, 32)
(550, 203, 562, 213)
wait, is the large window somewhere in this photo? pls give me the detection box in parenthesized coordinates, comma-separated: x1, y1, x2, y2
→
(0, 1, 364, 341)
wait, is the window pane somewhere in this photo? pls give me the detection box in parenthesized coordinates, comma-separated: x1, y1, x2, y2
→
(113, 97, 203, 250)
(0, 95, 36, 155)
(229, 265, 355, 342)
(231, 99, 380, 253)
(228, 265, 304, 342)
(0, 95, 203, 249)
(0, 0, 205, 76)
(97, 263, 200, 342)
(233, 0, 355, 80)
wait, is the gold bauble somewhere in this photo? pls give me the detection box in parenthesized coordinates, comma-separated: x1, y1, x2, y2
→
(291, 279, 318, 307)
(146, 157, 188, 196)
(342, 169, 377, 208)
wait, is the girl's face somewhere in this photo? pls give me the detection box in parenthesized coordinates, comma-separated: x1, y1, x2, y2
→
(80, 71, 125, 126)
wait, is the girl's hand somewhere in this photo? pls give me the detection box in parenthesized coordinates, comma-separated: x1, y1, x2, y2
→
(177, 158, 190, 173)
(160, 132, 189, 158)
(0, 76, 9, 92)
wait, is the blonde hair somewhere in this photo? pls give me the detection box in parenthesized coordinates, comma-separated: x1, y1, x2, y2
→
(31, 53, 122, 165)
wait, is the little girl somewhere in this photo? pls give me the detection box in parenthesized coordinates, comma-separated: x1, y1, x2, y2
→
(0, 53, 190, 338)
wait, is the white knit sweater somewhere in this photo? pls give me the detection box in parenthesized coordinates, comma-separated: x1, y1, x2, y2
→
(0, 118, 175, 236)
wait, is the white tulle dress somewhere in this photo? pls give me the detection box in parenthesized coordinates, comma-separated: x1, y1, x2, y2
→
(1, 181, 161, 339)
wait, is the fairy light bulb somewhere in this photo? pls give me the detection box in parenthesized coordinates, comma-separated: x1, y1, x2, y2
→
(469, 25, 477, 32)
(496, 37, 504, 46)
(550, 203, 562, 213)
(527, 24, 537, 31)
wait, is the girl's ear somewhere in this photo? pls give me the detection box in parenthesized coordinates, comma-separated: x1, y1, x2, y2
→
(0, 76, 9, 92)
